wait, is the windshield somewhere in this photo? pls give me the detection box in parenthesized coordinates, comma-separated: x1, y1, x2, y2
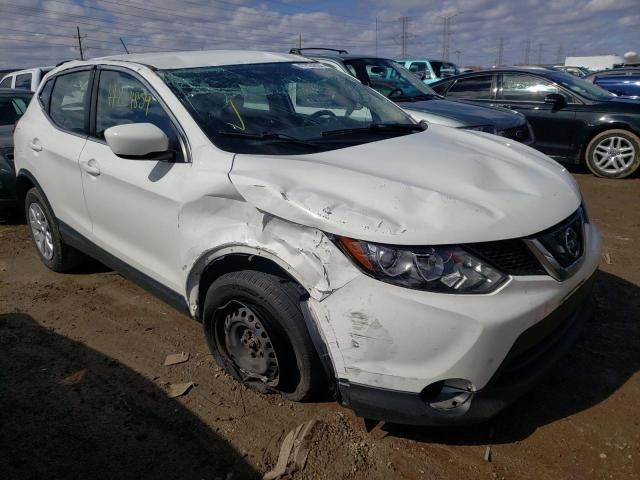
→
(554, 72, 615, 101)
(342, 58, 438, 102)
(0, 94, 31, 126)
(159, 62, 418, 155)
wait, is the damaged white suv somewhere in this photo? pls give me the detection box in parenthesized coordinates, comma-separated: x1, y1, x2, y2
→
(14, 51, 601, 425)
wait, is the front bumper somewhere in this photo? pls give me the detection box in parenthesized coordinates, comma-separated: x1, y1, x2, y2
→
(337, 273, 596, 426)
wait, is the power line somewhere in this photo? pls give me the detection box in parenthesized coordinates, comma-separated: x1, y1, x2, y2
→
(439, 12, 458, 61)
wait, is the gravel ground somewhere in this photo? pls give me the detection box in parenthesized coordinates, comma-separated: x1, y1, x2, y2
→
(0, 173, 638, 480)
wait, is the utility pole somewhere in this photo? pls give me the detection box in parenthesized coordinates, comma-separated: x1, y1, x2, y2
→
(439, 12, 458, 61)
(399, 16, 410, 58)
(375, 17, 378, 56)
(298, 33, 302, 49)
(524, 39, 531, 64)
(497, 37, 504, 66)
(454, 49, 461, 65)
(74, 26, 86, 60)
(537, 42, 544, 64)
(120, 37, 129, 54)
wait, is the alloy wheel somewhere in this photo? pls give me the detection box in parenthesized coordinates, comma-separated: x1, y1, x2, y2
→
(592, 136, 636, 175)
(28, 203, 54, 260)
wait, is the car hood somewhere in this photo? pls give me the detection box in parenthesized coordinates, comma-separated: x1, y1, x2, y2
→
(229, 125, 580, 245)
(398, 98, 524, 129)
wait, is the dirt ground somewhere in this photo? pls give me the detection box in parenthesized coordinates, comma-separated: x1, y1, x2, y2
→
(1, 173, 639, 480)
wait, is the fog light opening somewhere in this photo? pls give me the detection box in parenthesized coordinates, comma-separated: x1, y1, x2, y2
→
(421, 379, 475, 411)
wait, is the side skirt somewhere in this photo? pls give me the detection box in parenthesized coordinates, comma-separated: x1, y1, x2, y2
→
(58, 220, 191, 317)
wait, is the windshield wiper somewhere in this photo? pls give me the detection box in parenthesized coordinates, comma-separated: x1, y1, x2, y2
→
(321, 122, 427, 138)
(217, 131, 327, 150)
(394, 93, 438, 102)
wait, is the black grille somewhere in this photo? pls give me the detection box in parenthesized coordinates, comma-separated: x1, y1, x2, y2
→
(465, 239, 545, 275)
(536, 209, 584, 268)
(500, 124, 533, 144)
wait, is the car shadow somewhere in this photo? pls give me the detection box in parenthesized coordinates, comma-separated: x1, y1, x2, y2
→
(381, 270, 640, 445)
(0, 313, 260, 479)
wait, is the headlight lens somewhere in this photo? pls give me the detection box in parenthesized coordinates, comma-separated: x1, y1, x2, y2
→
(338, 237, 507, 293)
(465, 125, 497, 134)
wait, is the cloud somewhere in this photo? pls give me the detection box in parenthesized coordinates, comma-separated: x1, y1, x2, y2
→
(0, 0, 637, 70)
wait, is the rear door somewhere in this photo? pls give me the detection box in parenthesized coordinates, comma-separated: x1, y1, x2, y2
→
(493, 73, 580, 157)
(79, 67, 189, 291)
(16, 68, 93, 235)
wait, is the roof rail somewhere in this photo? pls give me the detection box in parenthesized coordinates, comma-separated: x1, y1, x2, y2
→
(289, 47, 349, 56)
(55, 59, 74, 67)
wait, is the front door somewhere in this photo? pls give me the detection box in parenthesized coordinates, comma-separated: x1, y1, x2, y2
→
(493, 73, 580, 159)
(79, 68, 189, 292)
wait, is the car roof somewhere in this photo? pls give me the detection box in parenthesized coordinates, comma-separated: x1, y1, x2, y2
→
(585, 68, 640, 77)
(93, 50, 308, 69)
(300, 53, 386, 62)
(430, 66, 573, 84)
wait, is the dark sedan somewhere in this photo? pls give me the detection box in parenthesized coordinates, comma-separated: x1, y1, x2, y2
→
(290, 49, 534, 145)
(583, 68, 640, 98)
(1, 88, 33, 217)
(431, 67, 640, 178)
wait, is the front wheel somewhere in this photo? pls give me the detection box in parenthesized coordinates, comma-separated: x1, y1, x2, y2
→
(202, 270, 325, 401)
(585, 129, 640, 178)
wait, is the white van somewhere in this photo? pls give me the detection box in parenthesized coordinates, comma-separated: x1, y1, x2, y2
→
(0, 67, 54, 92)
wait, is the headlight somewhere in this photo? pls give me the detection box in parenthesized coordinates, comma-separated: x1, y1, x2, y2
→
(465, 125, 497, 134)
(337, 237, 507, 293)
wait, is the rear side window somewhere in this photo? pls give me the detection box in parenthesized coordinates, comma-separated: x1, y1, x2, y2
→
(0, 95, 31, 125)
(15, 73, 32, 90)
(0, 76, 12, 88)
(49, 70, 91, 133)
(39, 79, 54, 111)
(447, 75, 494, 99)
(95, 70, 183, 161)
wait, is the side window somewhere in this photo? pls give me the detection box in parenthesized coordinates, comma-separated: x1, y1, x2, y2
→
(501, 74, 569, 102)
(96, 70, 183, 161)
(39, 78, 54, 111)
(0, 76, 12, 88)
(49, 70, 91, 133)
(0, 96, 30, 126)
(447, 75, 494, 99)
(15, 73, 32, 90)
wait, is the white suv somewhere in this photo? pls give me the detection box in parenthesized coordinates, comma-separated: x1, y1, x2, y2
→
(14, 51, 601, 425)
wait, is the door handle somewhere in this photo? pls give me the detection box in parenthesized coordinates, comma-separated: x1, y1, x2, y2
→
(81, 160, 101, 176)
(29, 140, 42, 152)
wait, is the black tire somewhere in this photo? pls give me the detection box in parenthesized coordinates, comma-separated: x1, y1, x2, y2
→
(24, 187, 83, 272)
(585, 129, 640, 179)
(202, 270, 325, 401)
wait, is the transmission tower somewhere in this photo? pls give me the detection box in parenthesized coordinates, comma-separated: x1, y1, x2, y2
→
(399, 16, 410, 58)
(439, 13, 458, 61)
(524, 39, 531, 64)
(538, 42, 544, 64)
(454, 50, 461, 65)
(497, 37, 504, 66)
(556, 42, 564, 64)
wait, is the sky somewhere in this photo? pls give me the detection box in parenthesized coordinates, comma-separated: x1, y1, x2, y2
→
(0, 0, 638, 69)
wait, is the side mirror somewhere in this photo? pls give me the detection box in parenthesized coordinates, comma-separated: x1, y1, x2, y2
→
(544, 93, 566, 107)
(104, 123, 171, 160)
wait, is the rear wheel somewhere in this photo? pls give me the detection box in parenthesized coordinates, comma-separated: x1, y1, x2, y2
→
(25, 187, 83, 272)
(585, 129, 640, 178)
(202, 270, 324, 401)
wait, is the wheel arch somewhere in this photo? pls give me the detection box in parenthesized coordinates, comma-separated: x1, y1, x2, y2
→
(188, 246, 338, 388)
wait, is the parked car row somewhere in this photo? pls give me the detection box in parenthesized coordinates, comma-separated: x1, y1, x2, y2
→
(430, 66, 640, 178)
(11, 50, 601, 427)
